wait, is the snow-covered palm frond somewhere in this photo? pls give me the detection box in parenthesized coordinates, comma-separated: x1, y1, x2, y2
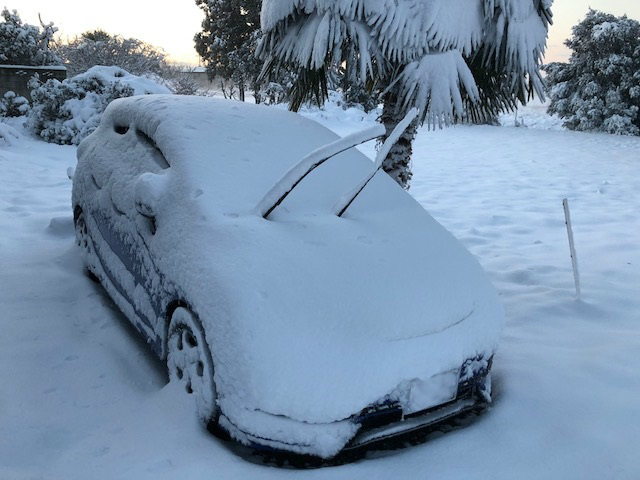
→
(260, 0, 552, 123)
(481, 0, 552, 90)
(396, 50, 479, 127)
(369, 0, 485, 62)
(265, 13, 378, 80)
(263, 0, 487, 62)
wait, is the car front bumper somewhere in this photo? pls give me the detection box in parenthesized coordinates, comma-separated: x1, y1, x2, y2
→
(218, 354, 494, 461)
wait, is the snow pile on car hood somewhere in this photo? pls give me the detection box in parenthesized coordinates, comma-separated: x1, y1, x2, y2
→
(86, 95, 504, 455)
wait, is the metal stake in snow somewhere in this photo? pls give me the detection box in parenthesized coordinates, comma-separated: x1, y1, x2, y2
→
(563, 198, 581, 298)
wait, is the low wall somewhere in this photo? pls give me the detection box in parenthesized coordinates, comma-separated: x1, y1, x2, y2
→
(0, 65, 67, 100)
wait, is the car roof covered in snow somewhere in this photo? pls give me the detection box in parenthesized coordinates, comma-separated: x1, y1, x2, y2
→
(95, 94, 370, 215)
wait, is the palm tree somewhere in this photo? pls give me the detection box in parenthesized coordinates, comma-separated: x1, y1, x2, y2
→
(258, 0, 553, 188)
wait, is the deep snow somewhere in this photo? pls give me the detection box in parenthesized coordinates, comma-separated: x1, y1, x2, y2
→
(1, 101, 639, 479)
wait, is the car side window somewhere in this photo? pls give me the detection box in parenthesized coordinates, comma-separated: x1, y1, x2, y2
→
(134, 129, 170, 171)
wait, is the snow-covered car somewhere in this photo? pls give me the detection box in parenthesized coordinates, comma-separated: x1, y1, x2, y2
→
(72, 95, 503, 460)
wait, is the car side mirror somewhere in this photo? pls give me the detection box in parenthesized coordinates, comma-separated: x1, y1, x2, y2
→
(135, 199, 156, 219)
(134, 172, 167, 233)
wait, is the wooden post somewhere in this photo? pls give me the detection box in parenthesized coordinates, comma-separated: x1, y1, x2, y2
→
(563, 198, 581, 298)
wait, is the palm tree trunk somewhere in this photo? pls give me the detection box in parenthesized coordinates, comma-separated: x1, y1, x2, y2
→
(379, 86, 418, 190)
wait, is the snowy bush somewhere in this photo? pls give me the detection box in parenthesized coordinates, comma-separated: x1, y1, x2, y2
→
(165, 74, 201, 96)
(342, 82, 380, 113)
(27, 66, 171, 145)
(0, 91, 30, 117)
(160, 66, 202, 95)
(0, 8, 60, 66)
(260, 82, 286, 105)
(546, 10, 640, 136)
(56, 30, 167, 77)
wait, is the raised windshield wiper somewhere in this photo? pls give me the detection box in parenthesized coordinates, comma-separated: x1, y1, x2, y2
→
(334, 108, 418, 217)
(256, 125, 385, 219)
(255, 108, 417, 219)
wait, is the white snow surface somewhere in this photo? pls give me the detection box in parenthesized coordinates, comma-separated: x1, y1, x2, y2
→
(73, 95, 503, 456)
(0, 120, 20, 145)
(498, 97, 564, 130)
(2, 99, 640, 477)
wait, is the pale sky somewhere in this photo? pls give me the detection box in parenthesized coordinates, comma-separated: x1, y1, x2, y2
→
(11, 1, 640, 65)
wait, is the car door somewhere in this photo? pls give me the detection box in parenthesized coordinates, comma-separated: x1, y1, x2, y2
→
(88, 128, 170, 353)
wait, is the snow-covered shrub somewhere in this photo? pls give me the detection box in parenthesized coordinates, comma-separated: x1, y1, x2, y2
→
(342, 82, 380, 113)
(0, 91, 30, 117)
(546, 10, 640, 136)
(165, 74, 201, 95)
(260, 82, 286, 105)
(0, 8, 60, 65)
(56, 30, 167, 77)
(258, 67, 297, 105)
(160, 66, 202, 95)
(27, 66, 171, 145)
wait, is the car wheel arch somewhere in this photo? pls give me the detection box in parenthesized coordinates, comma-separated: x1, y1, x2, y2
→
(165, 303, 219, 423)
(162, 299, 197, 359)
(73, 205, 83, 223)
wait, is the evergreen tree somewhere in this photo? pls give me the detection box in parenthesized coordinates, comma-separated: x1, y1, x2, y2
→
(0, 8, 60, 66)
(546, 10, 640, 136)
(258, 0, 552, 188)
(194, 0, 263, 102)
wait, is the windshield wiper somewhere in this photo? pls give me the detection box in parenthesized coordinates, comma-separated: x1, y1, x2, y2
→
(334, 108, 418, 217)
(256, 125, 385, 219)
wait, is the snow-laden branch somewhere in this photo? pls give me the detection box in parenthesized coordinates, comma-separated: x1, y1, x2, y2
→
(265, 12, 378, 80)
(260, 0, 552, 123)
(262, 0, 487, 63)
(334, 108, 418, 217)
(397, 50, 479, 127)
(256, 124, 385, 218)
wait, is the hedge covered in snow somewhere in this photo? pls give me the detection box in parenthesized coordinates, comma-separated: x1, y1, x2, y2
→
(0, 91, 29, 117)
(26, 65, 171, 145)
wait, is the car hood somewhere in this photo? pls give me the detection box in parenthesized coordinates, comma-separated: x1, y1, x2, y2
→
(151, 170, 503, 427)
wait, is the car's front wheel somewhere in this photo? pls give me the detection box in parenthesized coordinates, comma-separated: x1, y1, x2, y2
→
(167, 307, 218, 423)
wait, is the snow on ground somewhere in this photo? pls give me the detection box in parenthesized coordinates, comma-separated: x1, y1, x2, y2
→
(498, 97, 565, 130)
(0, 119, 21, 146)
(1, 100, 639, 479)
